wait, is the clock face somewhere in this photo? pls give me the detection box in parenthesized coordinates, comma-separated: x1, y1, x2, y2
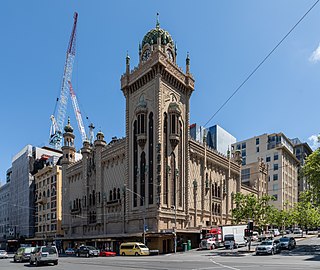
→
(166, 49, 174, 61)
(142, 49, 151, 62)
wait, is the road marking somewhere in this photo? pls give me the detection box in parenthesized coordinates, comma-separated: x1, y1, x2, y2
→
(209, 259, 241, 270)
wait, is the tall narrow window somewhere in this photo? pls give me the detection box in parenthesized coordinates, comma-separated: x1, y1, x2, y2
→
(140, 152, 146, 206)
(133, 121, 138, 207)
(148, 112, 154, 204)
(163, 113, 168, 205)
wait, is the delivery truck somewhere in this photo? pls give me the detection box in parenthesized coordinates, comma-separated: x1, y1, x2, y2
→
(199, 224, 247, 249)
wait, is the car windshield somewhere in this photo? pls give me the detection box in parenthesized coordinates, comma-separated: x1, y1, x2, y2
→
(280, 238, 289, 242)
(42, 247, 57, 254)
(24, 247, 34, 253)
(138, 244, 148, 249)
(225, 236, 234, 241)
(87, 246, 97, 250)
(261, 241, 273, 246)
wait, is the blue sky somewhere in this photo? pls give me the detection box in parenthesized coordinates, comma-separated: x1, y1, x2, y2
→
(1, 0, 320, 184)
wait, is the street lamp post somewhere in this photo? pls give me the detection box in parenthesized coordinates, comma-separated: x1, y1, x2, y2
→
(124, 185, 146, 244)
(171, 205, 177, 253)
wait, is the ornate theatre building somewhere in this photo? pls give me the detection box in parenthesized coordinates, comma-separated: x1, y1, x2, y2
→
(61, 21, 266, 253)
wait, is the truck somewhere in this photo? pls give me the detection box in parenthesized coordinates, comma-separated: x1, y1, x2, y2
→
(199, 225, 247, 250)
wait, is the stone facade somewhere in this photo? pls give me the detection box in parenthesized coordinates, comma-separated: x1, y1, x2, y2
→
(61, 22, 263, 253)
(34, 164, 63, 240)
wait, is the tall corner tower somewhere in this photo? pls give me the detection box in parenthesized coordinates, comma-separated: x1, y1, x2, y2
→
(61, 117, 76, 235)
(120, 18, 195, 232)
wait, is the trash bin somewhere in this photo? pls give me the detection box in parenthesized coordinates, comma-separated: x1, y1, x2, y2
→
(183, 243, 188, 252)
(187, 240, 191, 250)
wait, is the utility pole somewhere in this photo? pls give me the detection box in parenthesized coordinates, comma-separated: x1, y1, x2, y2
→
(124, 185, 146, 244)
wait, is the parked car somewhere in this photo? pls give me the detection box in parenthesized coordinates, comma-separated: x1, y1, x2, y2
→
(293, 228, 303, 234)
(258, 233, 273, 242)
(279, 237, 296, 250)
(30, 246, 58, 266)
(65, 248, 75, 255)
(99, 250, 116, 257)
(251, 231, 259, 241)
(269, 229, 280, 236)
(0, 250, 8, 259)
(75, 246, 99, 257)
(14, 247, 35, 262)
(256, 240, 281, 255)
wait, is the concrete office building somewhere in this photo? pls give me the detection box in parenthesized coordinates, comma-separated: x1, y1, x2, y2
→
(290, 138, 313, 195)
(7, 145, 63, 239)
(0, 182, 10, 245)
(232, 133, 299, 209)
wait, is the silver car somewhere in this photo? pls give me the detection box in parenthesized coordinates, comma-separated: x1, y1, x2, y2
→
(0, 250, 8, 259)
(30, 246, 58, 266)
(256, 240, 281, 255)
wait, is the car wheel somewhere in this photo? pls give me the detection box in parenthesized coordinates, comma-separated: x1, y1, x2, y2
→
(13, 257, 17, 262)
(271, 249, 274, 255)
(121, 252, 125, 256)
(256, 252, 259, 256)
(30, 260, 34, 265)
(86, 253, 89, 258)
(135, 252, 139, 256)
(76, 253, 79, 257)
(54, 260, 58, 265)
(36, 260, 40, 267)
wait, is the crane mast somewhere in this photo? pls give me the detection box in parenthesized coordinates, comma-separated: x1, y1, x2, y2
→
(67, 81, 87, 142)
(49, 12, 78, 149)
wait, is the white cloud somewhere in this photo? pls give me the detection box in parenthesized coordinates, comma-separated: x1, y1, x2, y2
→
(309, 43, 320, 63)
(308, 134, 320, 150)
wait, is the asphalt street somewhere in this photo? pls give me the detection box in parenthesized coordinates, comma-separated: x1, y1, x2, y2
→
(0, 235, 319, 270)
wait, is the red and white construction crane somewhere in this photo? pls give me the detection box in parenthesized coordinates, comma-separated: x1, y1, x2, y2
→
(49, 12, 83, 149)
(67, 80, 87, 142)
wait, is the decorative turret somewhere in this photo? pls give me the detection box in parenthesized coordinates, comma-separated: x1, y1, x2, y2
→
(186, 52, 190, 75)
(61, 117, 76, 164)
(140, 13, 176, 64)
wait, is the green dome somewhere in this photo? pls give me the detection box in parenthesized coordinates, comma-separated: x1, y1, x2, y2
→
(142, 26, 174, 48)
(64, 117, 74, 133)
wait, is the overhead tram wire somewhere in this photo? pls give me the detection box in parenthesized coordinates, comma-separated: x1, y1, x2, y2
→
(203, 0, 320, 128)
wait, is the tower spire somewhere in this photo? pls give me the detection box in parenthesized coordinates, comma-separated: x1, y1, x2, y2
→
(156, 12, 160, 28)
(186, 52, 190, 74)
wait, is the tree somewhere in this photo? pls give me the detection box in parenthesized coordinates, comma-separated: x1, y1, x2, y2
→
(231, 193, 275, 230)
(291, 191, 320, 236)
(302, 148, 320, 205)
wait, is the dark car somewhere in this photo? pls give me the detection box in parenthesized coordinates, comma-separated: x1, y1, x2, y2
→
(14, 247, 35, 262)
(279, 237, 296, 250)
(75, 246, 99, 257)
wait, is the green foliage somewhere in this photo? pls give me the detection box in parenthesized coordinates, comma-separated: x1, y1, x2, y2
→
(302, 148, 320, 205)
(292, 191, 320, 232)
(231, 193, 275, 227)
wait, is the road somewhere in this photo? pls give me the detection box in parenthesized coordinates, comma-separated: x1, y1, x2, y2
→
(0, 236, 319, 270)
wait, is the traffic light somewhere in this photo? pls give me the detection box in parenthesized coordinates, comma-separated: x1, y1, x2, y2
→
(244, 229, 250, 237)
(248, 221, 253, 231)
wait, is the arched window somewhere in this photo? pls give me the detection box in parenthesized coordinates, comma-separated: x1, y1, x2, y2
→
(117, 188, 120, 200)
(47, 189, 50, 197)
(113, 188, 116, 201)
(93, 190, 96, 205)
(133, 120, 138, 207)
(109, 190, 112, 201)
